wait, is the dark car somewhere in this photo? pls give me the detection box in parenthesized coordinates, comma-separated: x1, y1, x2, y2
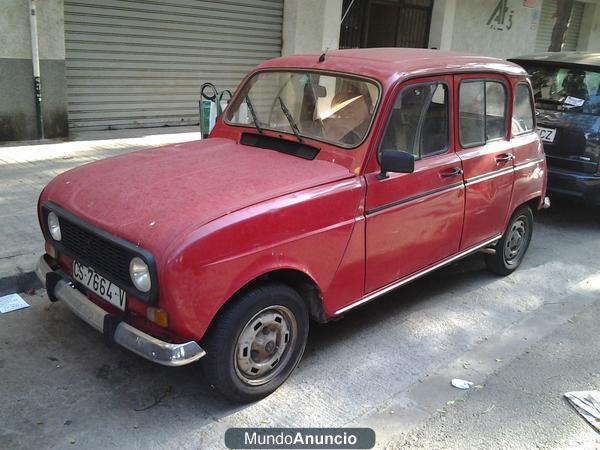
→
(509, 52, 600, 208)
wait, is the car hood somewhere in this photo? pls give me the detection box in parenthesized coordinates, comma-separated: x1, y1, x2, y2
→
(42, 137, 351, 256)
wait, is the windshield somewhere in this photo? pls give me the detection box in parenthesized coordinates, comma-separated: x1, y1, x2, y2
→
(520, 63, 600, 115)
(225, 71, 380, 147)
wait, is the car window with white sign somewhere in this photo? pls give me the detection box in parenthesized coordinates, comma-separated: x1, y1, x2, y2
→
(522, 64, 600, 115)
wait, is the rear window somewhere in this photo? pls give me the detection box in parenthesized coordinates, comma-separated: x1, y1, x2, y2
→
(519, 63, 600, 115)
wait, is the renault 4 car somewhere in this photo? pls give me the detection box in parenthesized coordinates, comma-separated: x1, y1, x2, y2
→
(36, 49, 548, 402)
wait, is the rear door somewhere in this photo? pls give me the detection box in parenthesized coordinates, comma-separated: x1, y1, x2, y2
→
(364, 76, 465, 293)
(511, 81, 546, 208)
(455, 75, 514, 250)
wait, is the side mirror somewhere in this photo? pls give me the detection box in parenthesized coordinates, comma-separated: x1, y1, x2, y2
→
(377, 150, 415, 179)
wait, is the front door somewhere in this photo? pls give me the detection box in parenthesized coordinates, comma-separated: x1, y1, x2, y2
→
(454, 75, 515, 250)
(364, 76, 465, 293)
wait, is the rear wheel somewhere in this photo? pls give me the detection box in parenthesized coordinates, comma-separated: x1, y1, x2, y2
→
(201, 282, 309, 403)
(485, 205, 534, 276)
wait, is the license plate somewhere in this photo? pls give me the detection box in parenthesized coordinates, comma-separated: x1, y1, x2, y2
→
(537, 127, 556, 143)
(72, 260, 126, 310)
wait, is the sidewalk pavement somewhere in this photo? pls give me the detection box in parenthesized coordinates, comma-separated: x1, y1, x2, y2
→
(0, 127, 201, 295)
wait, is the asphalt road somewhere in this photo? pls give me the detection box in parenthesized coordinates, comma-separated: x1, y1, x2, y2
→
(394, 298, 600, 449)
(1, 199, 598, 449)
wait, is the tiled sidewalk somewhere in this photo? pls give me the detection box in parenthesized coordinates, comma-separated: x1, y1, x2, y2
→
(0, 127, 201, 292)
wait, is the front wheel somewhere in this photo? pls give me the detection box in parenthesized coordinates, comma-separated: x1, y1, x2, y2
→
(201, 282, 309, 403)
(485, 205, 534, 276)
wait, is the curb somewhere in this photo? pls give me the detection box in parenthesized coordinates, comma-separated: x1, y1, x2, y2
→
(0, 271, 42, 297)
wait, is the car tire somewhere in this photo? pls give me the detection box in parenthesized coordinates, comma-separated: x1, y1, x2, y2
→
(485, 205, 534, 276)
(201, 282, 309, 403)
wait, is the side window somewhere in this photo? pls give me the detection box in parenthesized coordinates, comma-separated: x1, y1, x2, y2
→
(421, 84, 449, 157)
(485, 81, 507, 140)
(459, 79, 507, 147)
(459, 81, 485, 147)
(380, 82, 449, 159)
(512, 83, 535, 136)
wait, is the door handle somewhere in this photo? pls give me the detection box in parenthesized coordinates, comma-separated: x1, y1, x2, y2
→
(495, 153, 515, 164)
(440, 167, 463, 178)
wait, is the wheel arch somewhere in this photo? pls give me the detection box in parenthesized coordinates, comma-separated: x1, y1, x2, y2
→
(213, 268, 329, 326)
(524, 195, 543, 212)
(506, 194, 542, 228)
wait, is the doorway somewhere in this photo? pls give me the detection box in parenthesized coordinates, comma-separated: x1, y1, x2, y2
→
(340, 0, 433, 49)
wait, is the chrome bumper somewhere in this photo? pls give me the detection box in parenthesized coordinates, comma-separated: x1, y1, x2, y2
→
(36, 255, 205, 367)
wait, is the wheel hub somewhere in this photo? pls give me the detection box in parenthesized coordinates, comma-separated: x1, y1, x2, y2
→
(264, 340, 275, 354)
(235, 306, 297, 386)
(504, 218, 526, 261)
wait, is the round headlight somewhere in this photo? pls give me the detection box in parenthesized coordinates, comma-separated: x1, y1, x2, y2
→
(48, 211, 61, 241)
(129, 257, 151, 293)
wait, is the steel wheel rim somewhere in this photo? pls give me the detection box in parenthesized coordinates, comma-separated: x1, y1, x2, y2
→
(234, 305, 297, 386)
(504, 216, 528, 264)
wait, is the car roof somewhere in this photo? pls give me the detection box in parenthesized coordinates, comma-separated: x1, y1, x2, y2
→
(509, 52, 600, 68)
(257, 48, 527, 83)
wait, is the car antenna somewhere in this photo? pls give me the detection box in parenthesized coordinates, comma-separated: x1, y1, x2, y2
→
(318, 50, 327, 63)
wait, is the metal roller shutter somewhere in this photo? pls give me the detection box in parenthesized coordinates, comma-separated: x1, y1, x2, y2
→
(535, 0, 584, 53)
(64, 0, 283, 131)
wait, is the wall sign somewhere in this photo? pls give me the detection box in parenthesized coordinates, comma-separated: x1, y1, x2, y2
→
(487, 0, 515, 31)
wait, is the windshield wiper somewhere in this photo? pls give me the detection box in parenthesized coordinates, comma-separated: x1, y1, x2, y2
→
(276, 96, 303, 142)
(245, 95, 263, 134)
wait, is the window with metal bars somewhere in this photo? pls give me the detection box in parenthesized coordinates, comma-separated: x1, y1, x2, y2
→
(339, 0, 433, 49)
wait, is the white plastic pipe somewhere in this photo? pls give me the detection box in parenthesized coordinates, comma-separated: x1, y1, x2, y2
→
(28, 0, 44, 139)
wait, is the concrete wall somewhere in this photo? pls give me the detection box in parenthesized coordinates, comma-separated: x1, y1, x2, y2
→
(433, 0, 542, 59)
(0, 0, 68, 141)
(578, 2, 600, 51)
(282, 0, 343, 55)
(429, 0, 457, 51)
(431, 0, 600, 57)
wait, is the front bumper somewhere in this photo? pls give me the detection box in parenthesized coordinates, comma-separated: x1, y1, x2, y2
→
(36, 255, 205, 367)
(547, 167, 600, 207)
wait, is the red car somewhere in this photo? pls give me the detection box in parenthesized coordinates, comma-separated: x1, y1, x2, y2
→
(36, 49, 548, 402)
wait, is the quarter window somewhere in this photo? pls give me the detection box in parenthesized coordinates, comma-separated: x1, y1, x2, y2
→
(459, 80, 507, 147)
(380, 82, 449, 159)
(512, 83, 535, 135)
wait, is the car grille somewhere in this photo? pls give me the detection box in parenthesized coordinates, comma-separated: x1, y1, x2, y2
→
(58, 215, 133, 289)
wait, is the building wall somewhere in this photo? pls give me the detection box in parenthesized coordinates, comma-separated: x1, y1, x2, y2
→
(431, 0, 542, 59)
(430, 0, 600, 58)
(429, 0, 457, 51)
(0, 0, 68, 141)
(282, 0, 343, 55)
(578, 2, 600, 51)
